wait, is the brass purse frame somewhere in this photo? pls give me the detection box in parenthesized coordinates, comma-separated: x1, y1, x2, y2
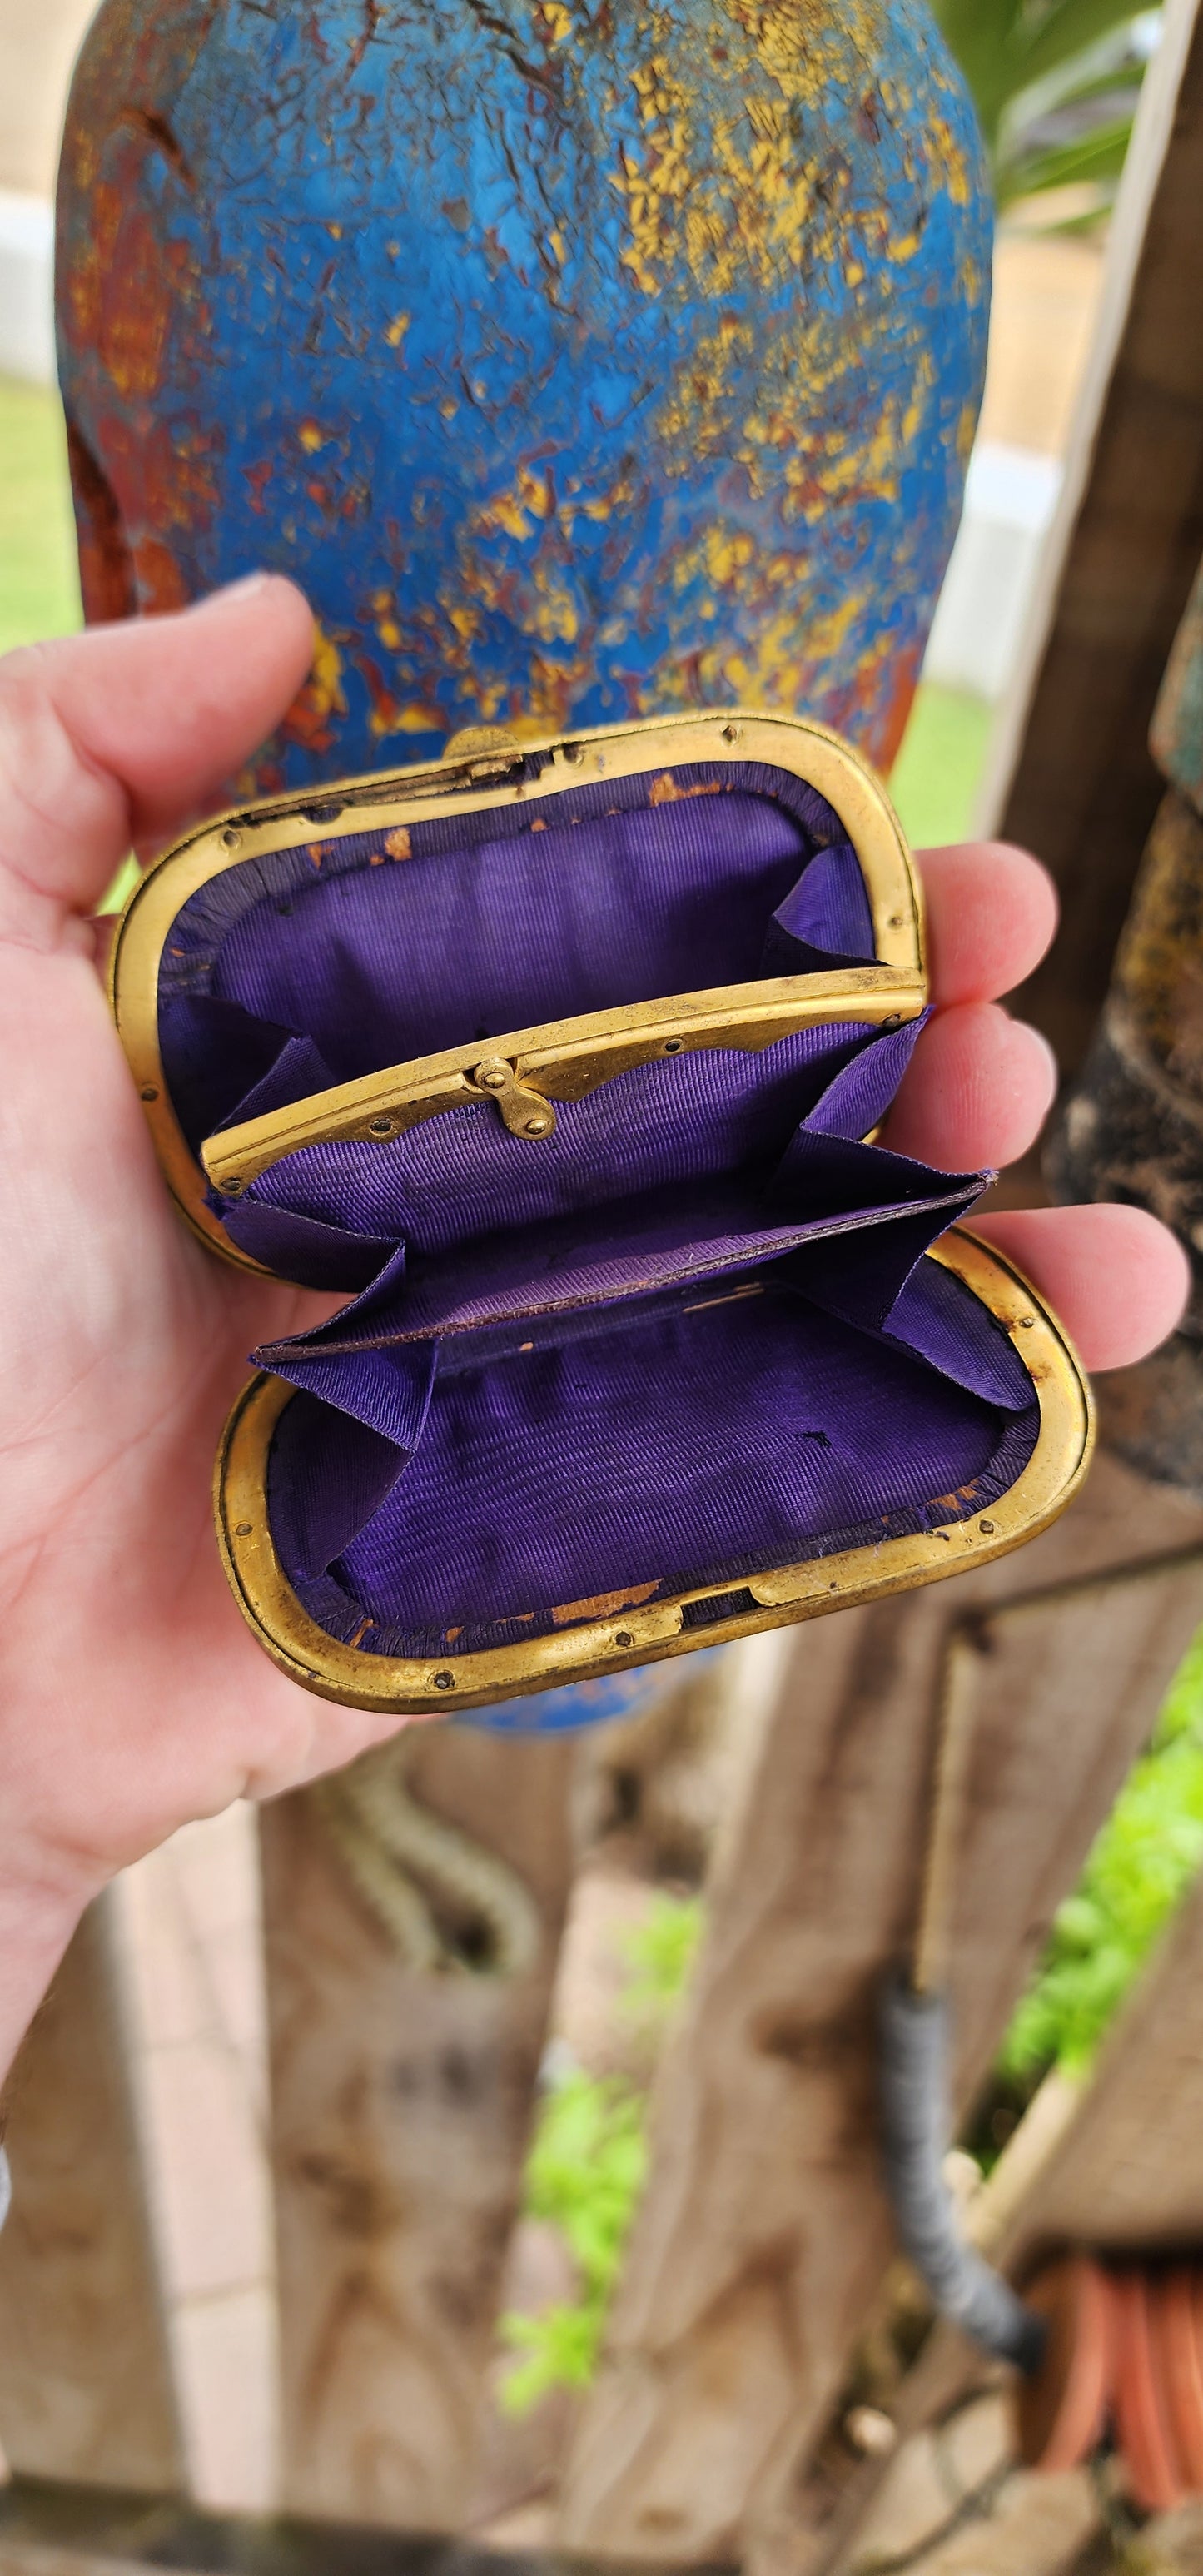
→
(109, 708, 927, 1270)
(214, 1230, 1094, 1718)
(108, 710, 1093, 1713)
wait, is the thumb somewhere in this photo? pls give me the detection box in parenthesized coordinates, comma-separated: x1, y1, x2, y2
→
(0, 575, 315, 948)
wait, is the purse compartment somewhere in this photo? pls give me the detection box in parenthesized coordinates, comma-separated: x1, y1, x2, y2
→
(215, 1134, 1091, 1710)
(110, 714, 924, 1277)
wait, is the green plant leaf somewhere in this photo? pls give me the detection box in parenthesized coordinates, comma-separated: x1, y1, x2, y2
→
(1015, 0, 1155, 97)
(931, 0, 1158, 197)
(998, 115, 1135, 204)
(499, 2300, 604, 2413)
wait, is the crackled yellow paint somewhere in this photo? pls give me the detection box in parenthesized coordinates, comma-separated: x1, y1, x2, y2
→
(389, 701, 445, 734)
(308, 623, 347, 723)
(609, 0, 897, 302)
(527, 572, 582, 646)
(471, 462, 558, 546)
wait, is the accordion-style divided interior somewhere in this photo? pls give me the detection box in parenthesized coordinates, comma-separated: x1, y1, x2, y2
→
(141, 742, 1061, 1678)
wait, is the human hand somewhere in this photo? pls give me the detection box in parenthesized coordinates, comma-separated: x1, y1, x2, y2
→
(0, 581, 1188, 2082)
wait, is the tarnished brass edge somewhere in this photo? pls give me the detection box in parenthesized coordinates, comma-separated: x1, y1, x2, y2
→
(168, 1182, 279, 1279)
(212, 1230, 1093, 1718)
(750, 1231, 1093, 1604)
(118, 708, 919, 964)
(110, 709, 922, 1267)
(202, 969, 927, 1192)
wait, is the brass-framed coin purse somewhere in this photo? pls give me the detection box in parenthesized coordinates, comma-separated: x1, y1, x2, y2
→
(111, 709, 1093, 1717)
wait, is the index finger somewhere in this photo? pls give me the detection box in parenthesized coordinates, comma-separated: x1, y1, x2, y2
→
(916, 842, 1058, 1007)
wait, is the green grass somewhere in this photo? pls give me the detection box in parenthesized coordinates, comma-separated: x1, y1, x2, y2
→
(889, 681, 994, 850)
(0, 376, 82, 657)
(0, 380, 137, 908)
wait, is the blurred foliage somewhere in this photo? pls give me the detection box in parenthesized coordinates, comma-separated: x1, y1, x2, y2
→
(617, 1891, 705, 2028)
(1001, 1625, 1203, 2085)
(499, 1893, 703, 2414)
(889, 685, 993, 851)
(499, 2071, 647, 2414)
(932, 2, 1161, 212)
(0, 376, 81, 659)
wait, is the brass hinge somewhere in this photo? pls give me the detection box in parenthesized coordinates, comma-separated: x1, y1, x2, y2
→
(466, 1057, 557, 1138)
(440, 724, 523, 783)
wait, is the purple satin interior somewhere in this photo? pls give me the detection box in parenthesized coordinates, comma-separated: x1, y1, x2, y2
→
(153, 757, 1040, 1660)
(157, 760, 871, 1139)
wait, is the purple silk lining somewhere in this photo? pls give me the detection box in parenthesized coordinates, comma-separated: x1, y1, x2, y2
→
(151, 758, 1041, 1660)
(208, 1021, 915, 1288)
(265, 1253, 1037, 1660)
(157, 759, 872, 1148)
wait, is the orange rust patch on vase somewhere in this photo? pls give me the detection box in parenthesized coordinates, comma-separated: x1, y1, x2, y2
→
(384, 826, 412, 860)
(132, 535, 190, 613)
(97, 203, 176, 402)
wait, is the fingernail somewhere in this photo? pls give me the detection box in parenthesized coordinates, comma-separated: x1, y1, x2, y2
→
(191, 570, 277, 609)
(1019, 1022, 1061, 1094)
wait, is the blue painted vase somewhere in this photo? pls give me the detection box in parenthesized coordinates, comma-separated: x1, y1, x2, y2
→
(56, 0, 990, 791)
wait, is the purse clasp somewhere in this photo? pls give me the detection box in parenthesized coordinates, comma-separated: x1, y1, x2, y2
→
(466, 1057, 557, 1139)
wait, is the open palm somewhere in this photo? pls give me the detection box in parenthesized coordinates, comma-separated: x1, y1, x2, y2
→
(0, 574, 1187, 2076)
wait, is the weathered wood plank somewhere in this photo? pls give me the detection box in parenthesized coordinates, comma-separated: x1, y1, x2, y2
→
(1018, 1862, 1203, 2256)
(823, 1865, 1203, 2573)
(261, 1721, 576, 2530)
(938, 1552, 1203, 2116)
(0, 2474, 721, 2576)
(0, 2544, 152, 2576)
(812, 2076, 1088, 2576)
(981, 0, 1203, 1074)
(0, 1898, 185, 2491)
(794, 1555, 1203, 2576)
(555, 1453, 1203, 2569)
